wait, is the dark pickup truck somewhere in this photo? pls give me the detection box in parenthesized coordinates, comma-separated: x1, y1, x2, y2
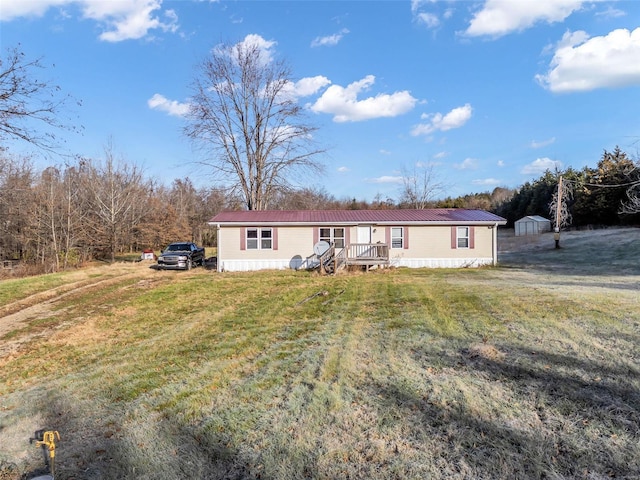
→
(157, 242, 205, 270)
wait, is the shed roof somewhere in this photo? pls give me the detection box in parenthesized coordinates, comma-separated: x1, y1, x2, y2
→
(515, 215, 550, 223)
(210, 209, 506, 226)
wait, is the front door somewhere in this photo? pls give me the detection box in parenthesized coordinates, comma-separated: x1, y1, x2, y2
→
(356, 226, 372, 257)
(357, 225, 372, 243)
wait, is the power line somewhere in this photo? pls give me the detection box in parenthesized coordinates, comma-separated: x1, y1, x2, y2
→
(562, 178, 640, 188)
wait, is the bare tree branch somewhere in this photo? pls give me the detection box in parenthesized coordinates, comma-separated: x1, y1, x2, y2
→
(184, 39, 324, 210)
(399, 163, 444, 209)
(0, 45, 81, 153)
(549, 177, 573, 230)
(81, 139, 147, 262)
(620, 184, 640, 215)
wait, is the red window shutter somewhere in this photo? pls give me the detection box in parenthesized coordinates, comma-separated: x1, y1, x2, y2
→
(385, 226, 391, 245)
(313, 228, 319, 245)
(345, 227, 350, 246)
(273, 228, 278, 250)
(451, 226, 457, 249)
(404, 227, 409, 249)
(469, 226, 475, 249)
(240, 228, 246, 250)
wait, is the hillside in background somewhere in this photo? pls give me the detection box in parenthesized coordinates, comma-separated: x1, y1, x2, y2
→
(498, 226, 640, 275)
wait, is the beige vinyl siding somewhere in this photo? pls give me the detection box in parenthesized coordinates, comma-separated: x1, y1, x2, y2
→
(220, 226, 313, 260)
(390, 226, 492, 259)
(218, 224, 497, 271)
(370, 227, 386, 244)
(384, 226, 493, 268)
(220, 225, 495, 259)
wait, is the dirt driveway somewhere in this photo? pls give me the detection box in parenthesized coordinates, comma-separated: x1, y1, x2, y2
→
(0, 262, 171, 360)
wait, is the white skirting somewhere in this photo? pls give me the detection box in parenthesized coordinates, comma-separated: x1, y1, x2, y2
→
(219, 257, 494, 272)
(220, 259, 292, 272)
(390, 257, 494, 268)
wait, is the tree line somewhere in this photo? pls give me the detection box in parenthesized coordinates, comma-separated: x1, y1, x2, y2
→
(491, 146, 640, 228)
(2, 144, 638, 273)
(0, 146, 234, 273)
(2, 41, 639, 275)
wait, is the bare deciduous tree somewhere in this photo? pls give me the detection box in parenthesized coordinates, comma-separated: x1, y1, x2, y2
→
(399, 163, 444, 209)
(60, 163, 92, 267)
(169, 178, 203, 242)
(0, 155, 35, 261)
(81, 140, 146, 262)
(618, 152, 640, 215)
(549, 177, 573, 231)
(134, 195, 184, 249)
(0, 46, 80, 152)
(185, 38, 324, 210)
(33, 166, 63, 270)
(270, 185, 340, 210)
(619, 184, 640, 214)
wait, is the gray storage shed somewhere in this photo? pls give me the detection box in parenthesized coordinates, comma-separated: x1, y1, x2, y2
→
(514, 215, 551, 236)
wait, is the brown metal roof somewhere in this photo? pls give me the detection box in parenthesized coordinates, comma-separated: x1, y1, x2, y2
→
(209, 209, 506, 225)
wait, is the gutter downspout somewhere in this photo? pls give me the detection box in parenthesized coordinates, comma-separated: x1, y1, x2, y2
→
(492, 223, 498, 266)
(216, 224, 221, 273)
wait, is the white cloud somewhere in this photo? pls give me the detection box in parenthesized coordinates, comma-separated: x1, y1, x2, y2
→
(521, 157, 563, 175)
(337, 166, 350, 173)
(311, 28, 349, 47)
(366, 175, 404, 184)
(282, 76, 331, 101)
(226, 34, 277, 65)
(0, 0, 179, 41)
(379, 149, 392, 155)
(497, 160, 505, 167)
(472, 178, 502, 186)
(148, 93, 190, 117)
(453, 158, 478, 170)
(536, 28, 640, 92)
(411, 0, 455, 31)
(310, 75, 417, 122)
(91, 1, 179, 42)
(530, 137, 556, 148)
(417, 12, 439, 29)
(411, 103, 472, 136)
(411, 0, 435, 15)
(465, 0, 588, 38)
(0, 0, 69, 20)
(595, 6, 626, 19)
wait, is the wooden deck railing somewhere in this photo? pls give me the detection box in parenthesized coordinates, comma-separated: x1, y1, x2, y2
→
(318, 243, 389, 274)
(345, 243, 389, 264)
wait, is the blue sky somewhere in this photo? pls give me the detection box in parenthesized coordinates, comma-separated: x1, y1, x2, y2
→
(2, 0, 640, 202)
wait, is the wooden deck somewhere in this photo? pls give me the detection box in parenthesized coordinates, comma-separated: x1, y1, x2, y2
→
(319, 243, 389, 274)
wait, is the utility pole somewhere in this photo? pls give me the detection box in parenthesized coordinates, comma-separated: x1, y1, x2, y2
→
(554, 176, 563, 249)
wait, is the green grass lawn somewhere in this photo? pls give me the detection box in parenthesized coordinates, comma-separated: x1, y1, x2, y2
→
(1, 230, 639, 479)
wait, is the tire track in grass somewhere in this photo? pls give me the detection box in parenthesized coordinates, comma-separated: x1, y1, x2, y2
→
(0, 264, 163, 359)
(0, 264, 148, 317)
(249, 277, 383, 478)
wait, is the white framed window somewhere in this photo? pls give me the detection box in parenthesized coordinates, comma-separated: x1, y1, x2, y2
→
(246, 228, 272, 250)
(261, 228, 273, 249)
(391, 227, 404, 249)
(319, 227, 345, 248)
(457, 226, 470, 248)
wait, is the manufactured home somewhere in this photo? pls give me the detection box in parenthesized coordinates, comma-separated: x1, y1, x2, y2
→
(209, 209, 507, 273)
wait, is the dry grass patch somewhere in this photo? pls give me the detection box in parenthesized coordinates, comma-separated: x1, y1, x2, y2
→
(467, 342, 505, 361)
(1, 236, 640, 479)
